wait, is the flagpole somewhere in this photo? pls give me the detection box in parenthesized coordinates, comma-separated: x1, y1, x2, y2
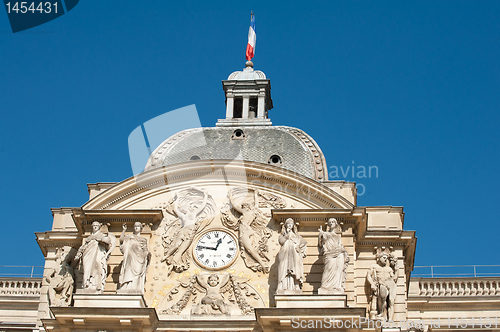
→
(246, 11, 256, 63)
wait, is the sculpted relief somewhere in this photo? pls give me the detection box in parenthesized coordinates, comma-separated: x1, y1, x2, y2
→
(221, 187, 274, 273)
(162, 273, 257, 316)
(46, 247, 75, 307)
(147, 187, 289, 315)
(64, 185, 410, 317)
(160, 188, 217, 274)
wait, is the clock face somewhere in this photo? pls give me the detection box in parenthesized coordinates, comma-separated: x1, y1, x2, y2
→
(193, 230, 238, 270)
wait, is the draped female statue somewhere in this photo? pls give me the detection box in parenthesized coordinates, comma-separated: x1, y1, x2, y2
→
(318, 218, 349, 294)
(276, 218, 307, 294)
(118, 222, 151, 293)
(74, 221, 115, 293)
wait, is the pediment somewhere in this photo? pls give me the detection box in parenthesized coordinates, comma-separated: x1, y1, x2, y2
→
(82, 160, 353, 211)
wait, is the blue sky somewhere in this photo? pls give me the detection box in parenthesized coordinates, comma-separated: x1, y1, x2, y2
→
(0, 1, 499, 271)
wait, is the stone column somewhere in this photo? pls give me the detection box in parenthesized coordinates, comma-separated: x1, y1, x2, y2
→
(242, 95, 250, 119)
(225, 93, 234, 119)
(257, 93, 265, 119)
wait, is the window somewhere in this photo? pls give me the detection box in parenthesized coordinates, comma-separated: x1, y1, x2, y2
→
(233, 97, 243, 118)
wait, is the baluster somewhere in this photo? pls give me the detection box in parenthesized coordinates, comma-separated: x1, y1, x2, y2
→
(486, 281, 492, 295)
(471, 282, 477, 296)
(479, 281, 484, 296)
(445, 281, 451, 295)
(451, 282, 457, 296)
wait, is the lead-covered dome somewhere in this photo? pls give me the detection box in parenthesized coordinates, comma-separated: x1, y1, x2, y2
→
(144, 126, 328, 181)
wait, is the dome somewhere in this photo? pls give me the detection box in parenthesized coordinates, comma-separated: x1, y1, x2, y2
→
(144, 126, 328, 181)
(227, 61, 266, 80)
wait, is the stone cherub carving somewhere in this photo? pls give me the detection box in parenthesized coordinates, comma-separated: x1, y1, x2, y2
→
(318, 218, 349, 294)
(118, 222, 151, 293)
(221, 187, 272, 273)
(46, 247, 75, 307)
(192, 274, 231, 315)
(366, 246, 399, 320)
(160, 187, 216, 274)
(74, 221, 116, 293)
(162, 273, 256, 316)
(276, 218, 307, 294)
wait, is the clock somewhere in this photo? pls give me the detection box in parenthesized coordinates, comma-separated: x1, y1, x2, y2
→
(193, 229, 238, 270)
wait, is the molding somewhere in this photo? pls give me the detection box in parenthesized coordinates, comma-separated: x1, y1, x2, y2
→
(87, 182, 118, 191)
(72, 209, 163, 225)
(35, 231, 81, 256)
(255, 307, 366, 331)
(82, 160, 354, 211)
(44, 307, 158, 331)
(50, 207, 78, 216)
(286, 127, 329, 181)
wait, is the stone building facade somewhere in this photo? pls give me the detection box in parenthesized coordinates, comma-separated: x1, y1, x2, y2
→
(1, 61, 500, 332)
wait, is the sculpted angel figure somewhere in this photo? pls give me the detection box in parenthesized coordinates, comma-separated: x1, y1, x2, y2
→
(318, 218, 349, 294)
(222, 188, 272, 273)
(118, 222, 151, 293)
(366, 249, 399, 320)
(276, 218, 307, 294)
(74, 221, 116, 293)
(162, 188, 215, 274)
(191, 274, 231, 315)
(46, 248, 74, 307)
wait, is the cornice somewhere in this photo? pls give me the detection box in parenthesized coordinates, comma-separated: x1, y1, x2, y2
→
(35, 231, 81, 256)
(72, 209, 163, 225)
(51, 207, 78, 216)
(82, 160, 354, 211)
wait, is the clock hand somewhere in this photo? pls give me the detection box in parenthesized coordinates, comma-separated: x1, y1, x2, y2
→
(197, 245, 217, 251)
(214, 238, 222, 250)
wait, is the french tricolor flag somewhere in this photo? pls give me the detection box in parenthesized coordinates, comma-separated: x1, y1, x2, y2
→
(246, 13, 256, 61)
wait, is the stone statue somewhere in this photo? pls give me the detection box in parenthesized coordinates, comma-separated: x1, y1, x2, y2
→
(366, 247, 399, 320)
(317, 218, 349, 294)
(46, 247, 74, 307)
(222, 187, 272, 273)
(118, 222, 151, 293)
(161, 188, 216, 274)
(191, 274, 231, 315)
(74, 221, 116, 293)
(276, 218, 307, 294)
